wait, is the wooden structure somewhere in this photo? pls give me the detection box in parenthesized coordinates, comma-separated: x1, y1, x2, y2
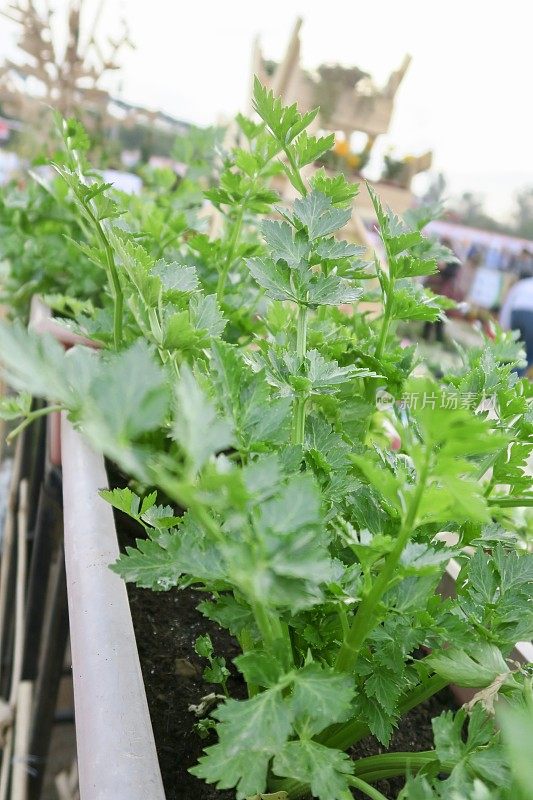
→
(251, 19, 433, 238)
(253, 18, 411, 140)
(0, 0, 133, 140)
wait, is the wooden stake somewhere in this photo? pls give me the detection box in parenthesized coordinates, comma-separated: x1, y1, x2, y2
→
(0, 436, 23, 687)
(10, 479, 28, 708)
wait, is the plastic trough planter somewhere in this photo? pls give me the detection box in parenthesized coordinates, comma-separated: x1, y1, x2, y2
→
(25, 297, 533, 798)
(61, 416, 165, 800)
(28, 297, 165, 800)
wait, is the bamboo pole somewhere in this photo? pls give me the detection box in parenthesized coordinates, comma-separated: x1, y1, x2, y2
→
(0, 727, 13, 800)
(11, 680, 32, 800)
(0, 436, 24, 687)
(10, 479, 28, 708)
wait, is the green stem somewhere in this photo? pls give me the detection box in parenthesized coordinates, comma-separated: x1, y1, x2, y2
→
(7, 405, 63, 443)
(489, 496, 533, 508)
(283, 146, 308, 196)
(335, 452, 430, 673)
(99, 230, 123, 350)
(292, 303, 308, 445)
(217, 204, 245, 301)
(353, 750, 438, 778)
(347, 777, 388, 800)
(64, 122, 123, 348)
(375, 292, 393, 362)
(252, 602, 293, 671)
(293, 397, 308, 446)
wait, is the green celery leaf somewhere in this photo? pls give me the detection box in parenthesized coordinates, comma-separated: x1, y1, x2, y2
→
(293, 131, 335, 167)
(234, 651, 283, 688)
(314, 238, 364, 260)
(0, 391, 32, 420)
(246, 257, 295, 301)
(173, 365, 233, 472)
(190, 293, 226, 338)
(112, 513, 225, 589)
(310, 169, 359, 207)
(152, 259, 199, 293)
(306, 274, 362, 307)
(261, 220, 310, 267)
(191, 686, 292, 799)
(252, 77, 319, 146)
(290, 663, 354, 736)
(293, 191, 351, 240)
(273, 740, 353, 800)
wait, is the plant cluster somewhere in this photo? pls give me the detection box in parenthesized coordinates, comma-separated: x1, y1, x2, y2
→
(0, 80, 532, 800)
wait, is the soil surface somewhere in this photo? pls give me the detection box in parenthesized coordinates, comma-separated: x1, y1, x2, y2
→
(127, 584, 243, 800)
(116, 506, 456, 800)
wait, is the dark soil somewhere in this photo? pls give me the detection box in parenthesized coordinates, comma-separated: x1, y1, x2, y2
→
(127, 584, 244, 800)
(114, 501, 456, 800)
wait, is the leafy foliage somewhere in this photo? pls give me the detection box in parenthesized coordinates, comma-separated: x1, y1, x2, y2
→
(0, 82, 531, 800)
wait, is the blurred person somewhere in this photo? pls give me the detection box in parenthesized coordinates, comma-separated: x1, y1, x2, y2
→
(422, 242, 461, 342)
(499, 271, 533, 374)
(510, 247, 533, 277)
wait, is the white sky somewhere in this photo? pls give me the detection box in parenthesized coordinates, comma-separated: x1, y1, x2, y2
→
(1, 0, 532, 219)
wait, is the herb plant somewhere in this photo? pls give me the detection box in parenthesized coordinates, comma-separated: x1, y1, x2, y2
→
(0, 81, 532, 800)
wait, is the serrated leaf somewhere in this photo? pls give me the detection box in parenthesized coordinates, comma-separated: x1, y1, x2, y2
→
(99, 486, 141, 517)
(246, 257, 295, 301)
(261, 220, 310, 267)
(307, 349, 364, 391)
(173, 365, 233, 472)
(252, 78, 319, 146)
(293, 131, 335, 167)
(315, 238, 364, 260)
(387, 231, 423, 257)
(112, 513, 225, 589)
(111, 536, 184, 590)
(307, 274, 362, 307)
(293, 191, 351, 240)
(365, 668, 403, 715)
(395, 255, 437, 279)
(291, 663, 354, 736)
(310, 169, 359, 207)
(198, 595, 256, 638)
(0, 391, 32, 420)
(191, 686, 292, 799)
(152, 260, 199, 293)
(273, 740, 353, 800)
(234, 651, 283, 688)
(190, 293, 226, 338)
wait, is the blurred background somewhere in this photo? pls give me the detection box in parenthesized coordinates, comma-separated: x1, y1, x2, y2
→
(0, 0, 532, 224)
(0, 0, 532, 373)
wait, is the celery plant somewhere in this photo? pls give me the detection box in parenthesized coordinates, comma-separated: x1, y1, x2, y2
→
(0, 82, 532, 800)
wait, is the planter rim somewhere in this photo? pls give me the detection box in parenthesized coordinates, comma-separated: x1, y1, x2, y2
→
(29, 295, 100, 349)
(61, 415, 166, 800)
